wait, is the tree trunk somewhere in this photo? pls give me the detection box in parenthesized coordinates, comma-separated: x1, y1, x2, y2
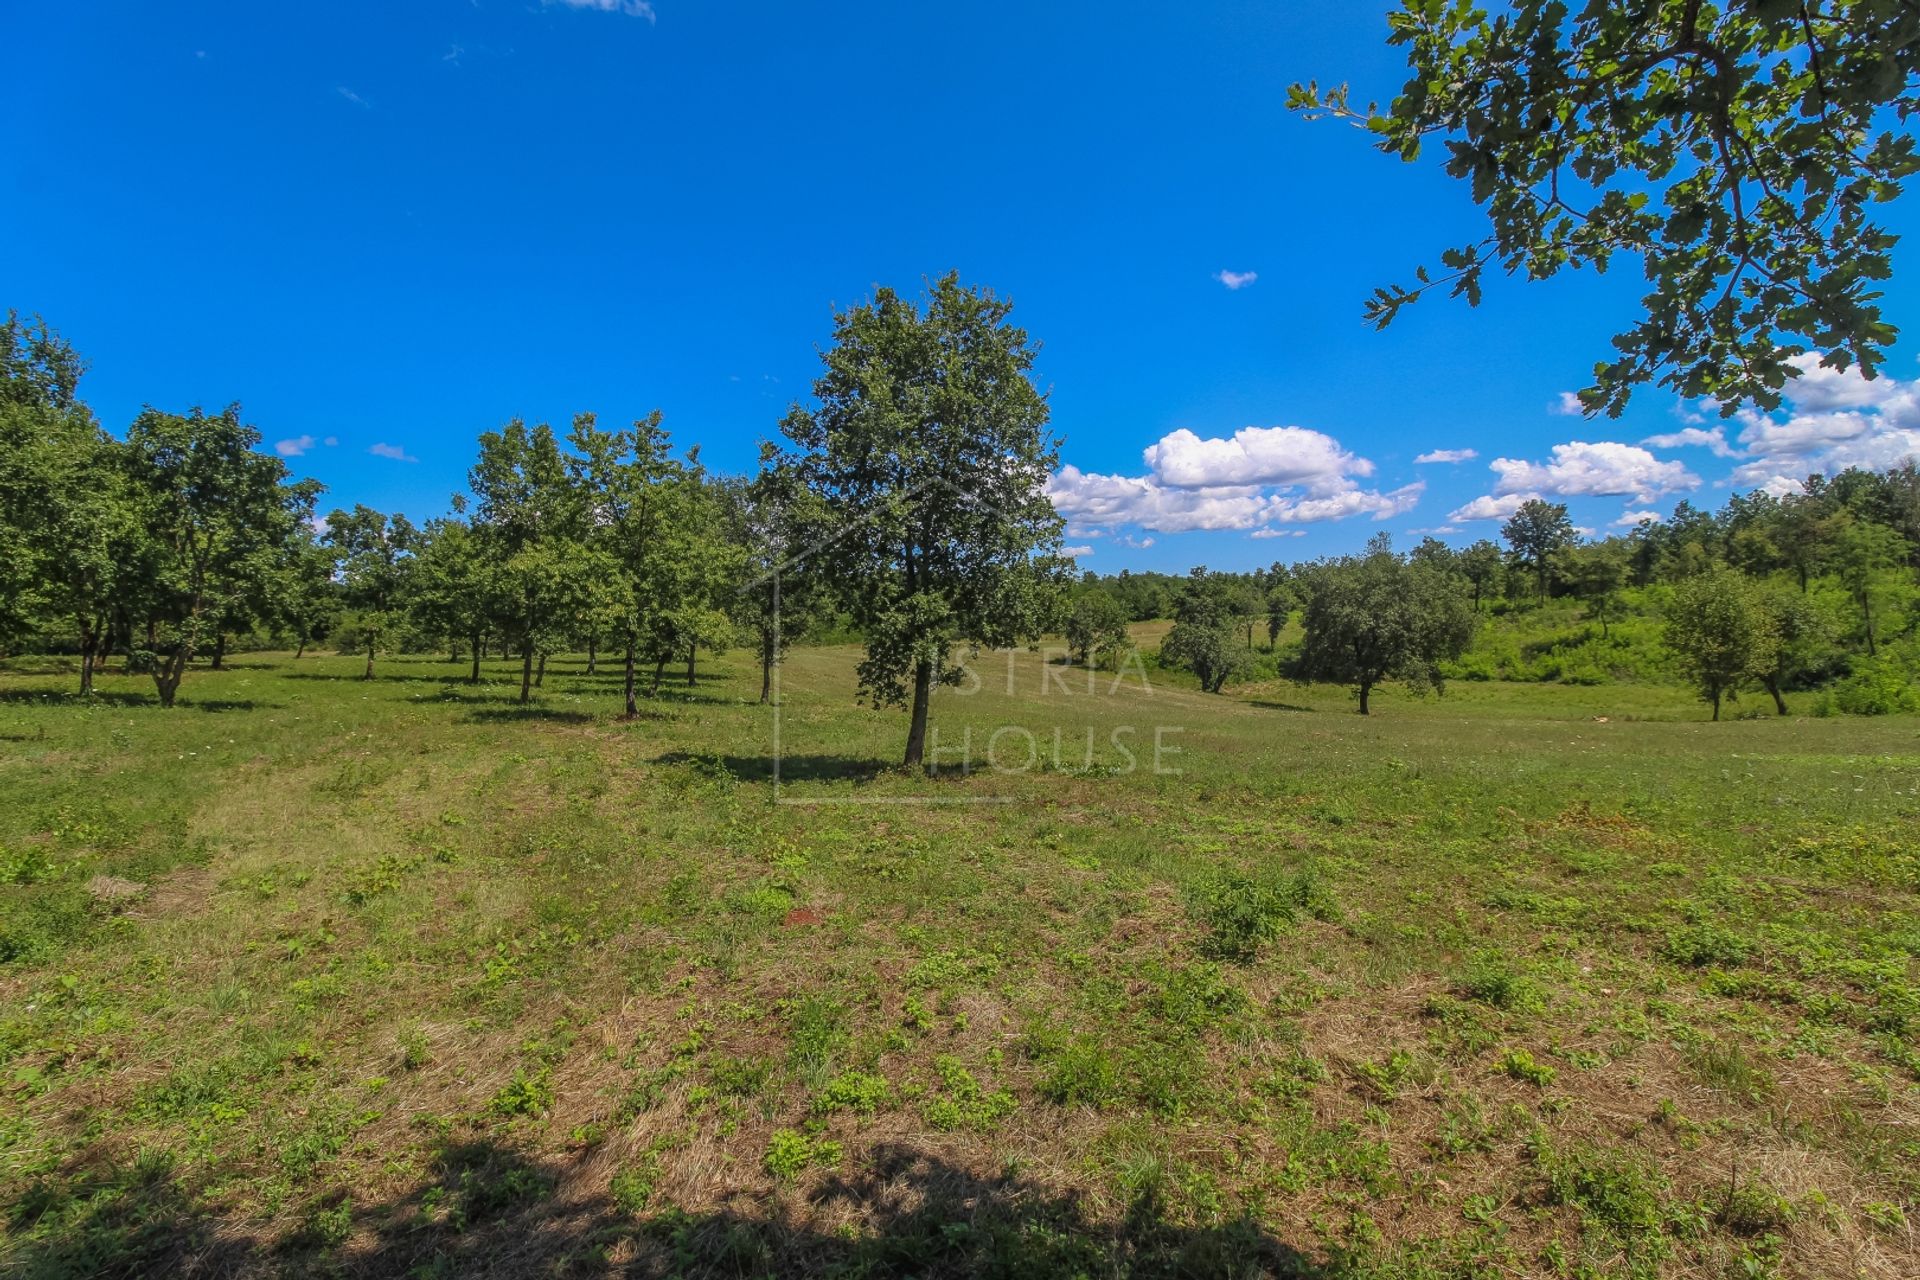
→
(364, 637, 376, 680)
(470, 633, 482, 684)
(1764, 676, 1788, 716)
(904, 658, 933, 767)
(154, 645, 190, 708)
(78, 619, 97, 695)
(536, 651, 546, 688)
(295, 637, 307, 659)
(519, 645, 534, 704)
(1860, 592, 1877, 656)
(624, 643, 638, 718)
(686, 645, 696, 688)
(760, 649, 773, 705)
(1357, 681, 1371, 715)
(211, 634, 226, 671)
(449, 644, 459, 664)
(587, 640, 597, 676)
(651, 658, 665, 695)
(1711, 688, 1722, 721)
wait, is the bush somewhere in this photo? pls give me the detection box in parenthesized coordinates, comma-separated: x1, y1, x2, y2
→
(1186, 870, 1295, 962)
(1830, 656, 1920, 716)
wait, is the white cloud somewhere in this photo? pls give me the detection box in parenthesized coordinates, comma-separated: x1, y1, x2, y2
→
(1143, 425, 1369, 490)
(1214, 269, 1258, 291)
(1641, 425, 1735, 457)
(1488, 441, 1697, 503)
(1613, 509, 1662, 527)
(275, 435, 317, 458)
(369, 442, 418, 463)
(1572, 526, 1597, 538)
(323, 436, 339, 447)
(1414, 448, 1478, 465)
(1781, 352, 1906, 412)
(1250, 528, 1307, 539)
(1046, 466, 1276, 533)
(1115, 533, 1155, 549)
(545, 0, 657, 17)
(1060, 545, 1094, 558)
(336, 86, 371, 109)
(1447, 492, 1536, 522)
(1270, 482, 1423, 525)
(1551, 391, 1586, 416)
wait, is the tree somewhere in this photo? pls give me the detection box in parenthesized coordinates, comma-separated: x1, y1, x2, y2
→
(1293, 2, 1920, 415)
(1265, 569, 1297, 647)
(1296, 537, 1476, 715)
(1829, 517, 1906, 656)
(781, 274, 1066, 767)
(122, 405, 320, 707)
(1460, 539, 1503, 611)
(1753, 587, 1827, 715)
(468, 419, 598, 704)
(727, 455, 831, 705)
(408, 513, 490, 680)
(1502, 499, 1577, 601)
(568, 411, 689, 715)
(278, 524, 340, 660)
(0, 312, 97, 654)
(1665, 569, 1777, 721)
(1561, 542, 1629, 638)
(1160, 569, 1253, 694)
(1065, 592, 1131, 669)
(325, 505, 416, 678)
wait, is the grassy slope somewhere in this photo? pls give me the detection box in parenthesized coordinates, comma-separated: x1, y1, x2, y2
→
(0, 633, 1916, 1278)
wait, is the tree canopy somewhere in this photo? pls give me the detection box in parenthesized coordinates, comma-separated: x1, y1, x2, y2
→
(1293, 1, 1920, 414)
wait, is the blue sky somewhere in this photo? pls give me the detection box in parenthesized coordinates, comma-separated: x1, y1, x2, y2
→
(7, 1, 1919, 572)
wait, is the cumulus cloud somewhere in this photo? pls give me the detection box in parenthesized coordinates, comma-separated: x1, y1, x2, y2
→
(1215, 269, 1258, 290)
(1551, 391, 1586, 416)
(1143, 425, 1367, 491)
(1060, 545, 1094, 559)
(1487, 441, 1697, 503)
(1414, 448, 1477, 465)
(545, 0, 657, 18)
(1048, 420, 1418, 535)
(275, 435, 318, 458)
(1447, 492, 1536, 522)
(1613, 510, 1662, 527)
(1250, 528, 1307, 539)
(369, 442, 418, 463)
(1270, 483, 1423, 525)
(1642, 425, 1735, 457)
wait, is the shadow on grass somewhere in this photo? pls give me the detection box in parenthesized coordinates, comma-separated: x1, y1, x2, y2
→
(1247, 700, 1315, 714)
(651, 750, 893, 784)
(0, 690, 276, 713)
(460, 707, 596, 725)
(4, 1141, 1326, 1278)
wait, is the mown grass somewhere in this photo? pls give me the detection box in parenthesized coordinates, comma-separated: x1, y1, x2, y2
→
(0, 634, 1916, 1278)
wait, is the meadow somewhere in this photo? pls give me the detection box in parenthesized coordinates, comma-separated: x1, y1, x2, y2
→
(1, 633, 1917, 1279)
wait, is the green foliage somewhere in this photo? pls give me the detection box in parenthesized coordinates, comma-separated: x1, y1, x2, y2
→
(1293, 3, 1920, 414)
(1185, 869, 1295, 962)
(1497, 1047, 1557, 1086)
(813, 1070, 890, 1116)
(762, 1129, 841, 1181)
(780, 273, 1067, 765)
(1665, 570, 1777, 720)
(1065, 591, 1131, 669)
(1295, 535, 1476, 713)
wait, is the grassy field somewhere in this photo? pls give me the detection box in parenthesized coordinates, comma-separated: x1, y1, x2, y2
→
(1, 632, 1917, 1278)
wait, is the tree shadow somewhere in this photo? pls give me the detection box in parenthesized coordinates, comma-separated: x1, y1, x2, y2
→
(0, 690, 276, 713)
(650, 750, 893, 784)
(7, 1139, 1327, 1278)
(1247, 700, 1314, 714)
(460, 707, 597, 725)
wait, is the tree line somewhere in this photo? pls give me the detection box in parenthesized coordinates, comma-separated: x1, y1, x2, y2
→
(0, 278, 1067, 763)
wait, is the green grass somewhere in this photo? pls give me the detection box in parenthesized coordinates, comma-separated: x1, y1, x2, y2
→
(0, 635, 1916, 1277)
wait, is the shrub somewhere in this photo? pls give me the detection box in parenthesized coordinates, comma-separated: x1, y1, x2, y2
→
(1186, 870, 1295, 962)
(762, 1129, 840, 1182)
(1498, 1047, 1557, 1086)
(813, 1070, 890, 1116)
(1659, 923, 1753, 968)
(610, 1156, 661, 1214)
(1831, 656, 1920, 716)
